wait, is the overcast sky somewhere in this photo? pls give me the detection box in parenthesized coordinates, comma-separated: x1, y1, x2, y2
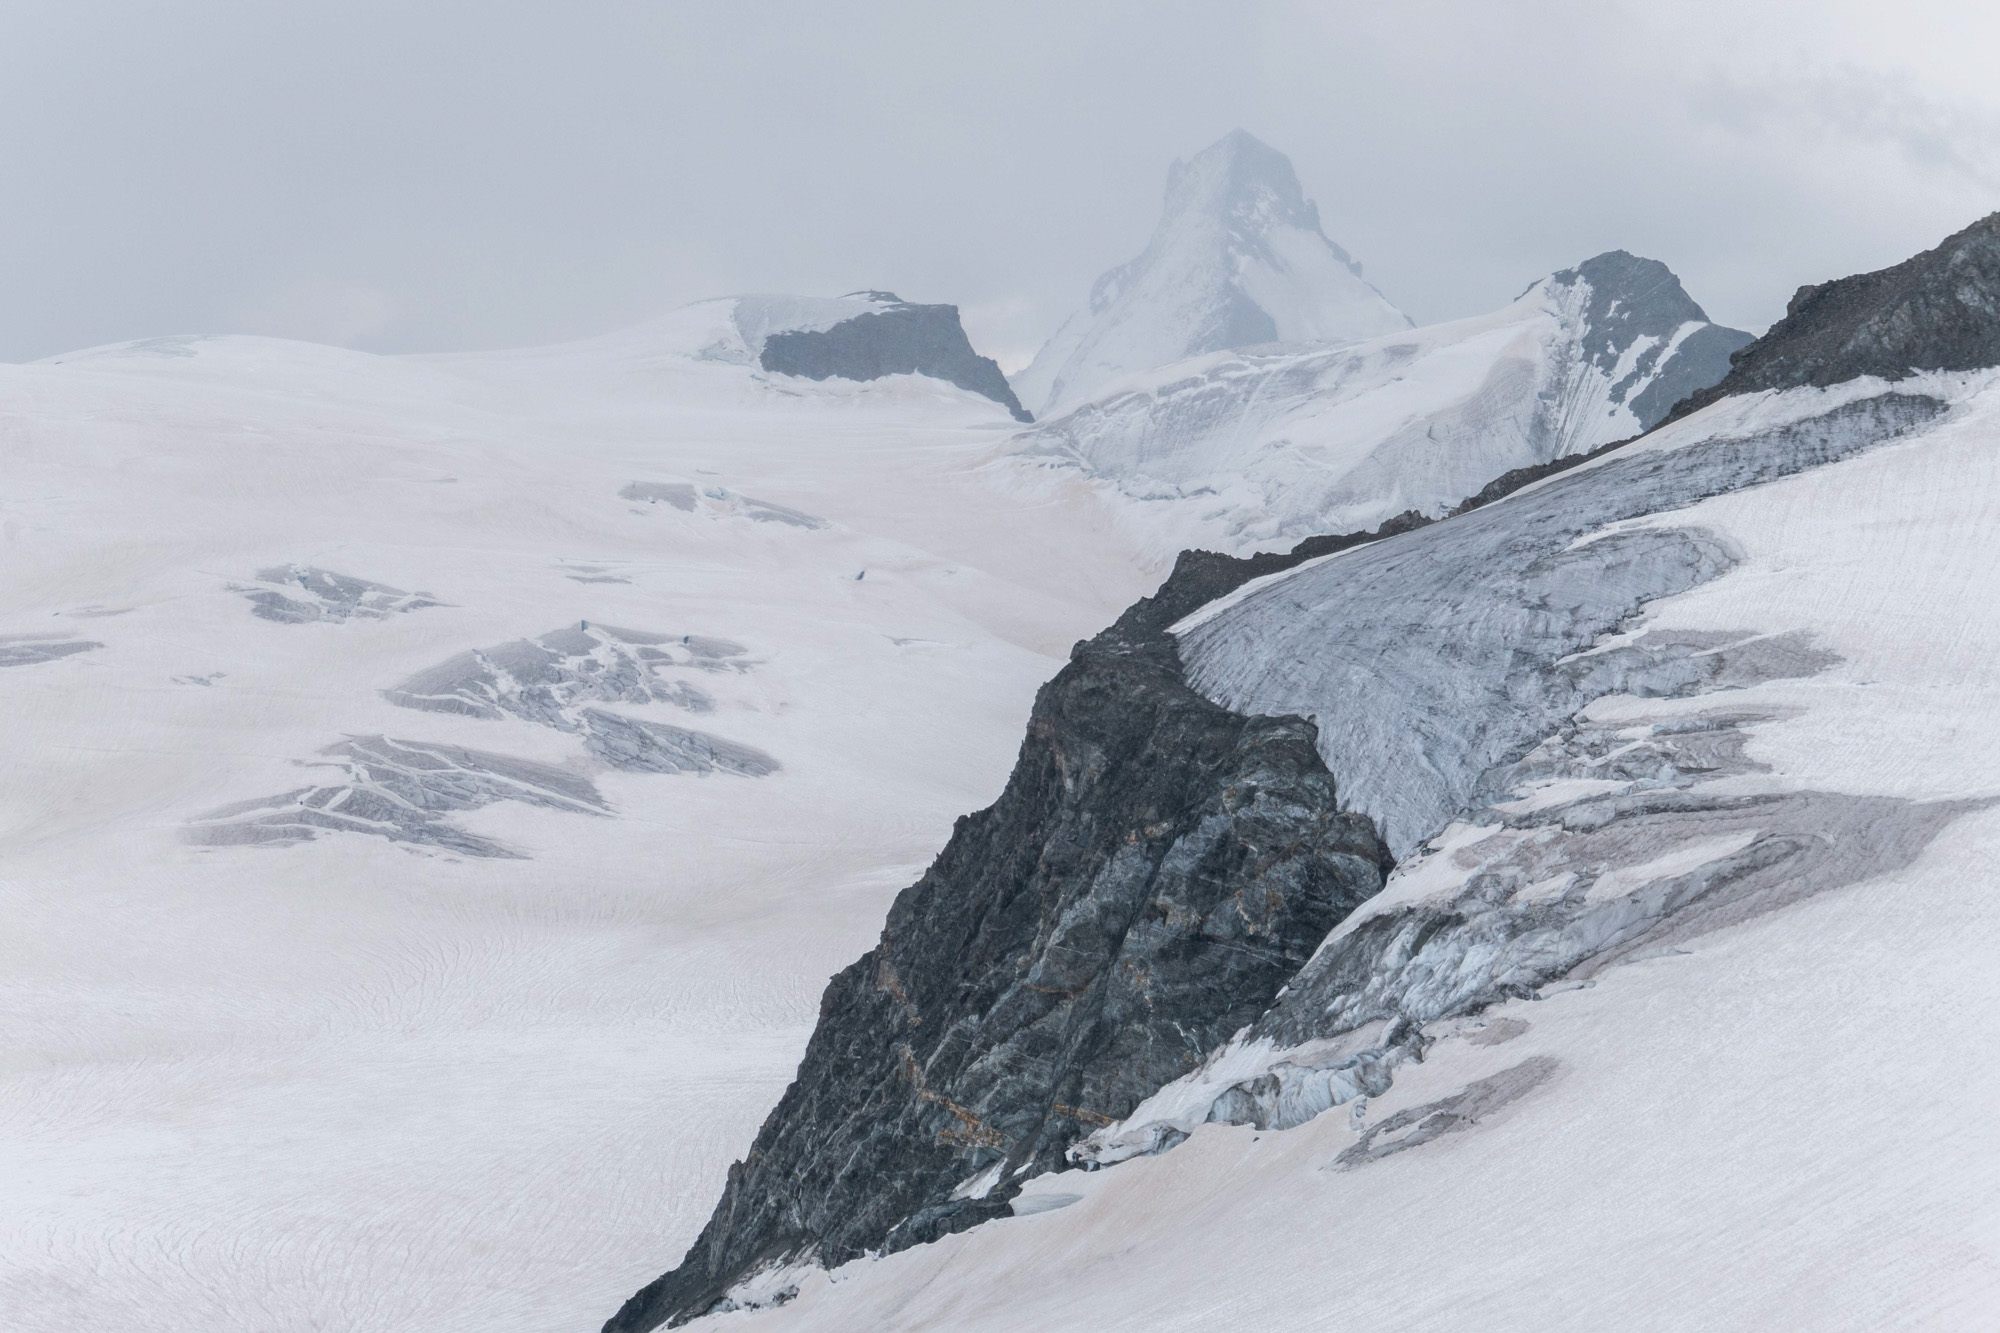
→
(4, 0, 1998, 368)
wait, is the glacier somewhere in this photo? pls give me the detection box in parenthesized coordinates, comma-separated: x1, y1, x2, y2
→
(615, 215, 2000, 1331)
(9, 100, 2000, 1333)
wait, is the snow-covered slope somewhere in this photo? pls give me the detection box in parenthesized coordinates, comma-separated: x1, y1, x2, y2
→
(0, 314, 1151, 1332)
(1012, 130, 1411, 417)
(1009, 250, 1753, 549)
(624, 222, 2000, 1331)
(698, 375, 2000, 1333)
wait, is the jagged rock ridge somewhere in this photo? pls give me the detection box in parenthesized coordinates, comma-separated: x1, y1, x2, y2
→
(602, 534, 1396, 1330)
(1014, 130, 1410, 415)
(1671, 210, 2000, 419)
(750, 290, 1031, 422)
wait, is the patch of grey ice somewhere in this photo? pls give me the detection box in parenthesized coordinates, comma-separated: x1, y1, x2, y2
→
(232, 565, 444, 624)
(0, 633, 103, 667)
(185, 735, 608, 859)
(382, 623, 733, 727)
(622, 479, 828, 529)
(1329, 1056, 1561, 1169)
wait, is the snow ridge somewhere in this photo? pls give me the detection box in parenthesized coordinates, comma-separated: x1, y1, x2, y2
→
(1010, 250, 1751, 549)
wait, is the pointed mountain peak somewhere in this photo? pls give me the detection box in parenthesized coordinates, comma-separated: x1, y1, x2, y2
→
(1516, 250, 1752, 430)
(1015, 132, 1410, 416)
(1552, 251, 1713, 331)
(1164, 130, 1323, 235)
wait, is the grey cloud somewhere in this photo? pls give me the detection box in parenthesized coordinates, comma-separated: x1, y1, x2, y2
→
(2, 1, 1995, 362)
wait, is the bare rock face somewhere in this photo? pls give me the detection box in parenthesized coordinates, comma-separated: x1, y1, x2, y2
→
(604, 547, 1391, 1331)
(1548, 250, 1753, 429)
(1671, 210, 2000, 419)
(758, 292, 1032, 422)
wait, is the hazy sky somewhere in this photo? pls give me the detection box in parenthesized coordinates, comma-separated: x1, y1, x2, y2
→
(5, 1, 1998, 368)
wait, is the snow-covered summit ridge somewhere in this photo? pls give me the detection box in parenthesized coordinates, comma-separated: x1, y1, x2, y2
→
(1012, 130, 1411, 416)
(1010, 249, 1751, 550)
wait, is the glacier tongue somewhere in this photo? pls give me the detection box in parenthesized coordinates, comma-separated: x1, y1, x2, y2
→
(1013, 129, 1410, 417)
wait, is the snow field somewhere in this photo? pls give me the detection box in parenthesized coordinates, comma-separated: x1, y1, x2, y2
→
(724, 378, 2000, 1329)
(0, 328, 1163, 1331)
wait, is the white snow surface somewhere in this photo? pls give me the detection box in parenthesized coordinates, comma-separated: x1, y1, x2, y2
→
(1010, 268, 1734, 549)
(724, 292, 904, 363)
(717, 378, 2000, 1329)
(0, 321, 1174, 1331)
(1012, 130, 1410, 418)
(13, 289, 2000, 1333)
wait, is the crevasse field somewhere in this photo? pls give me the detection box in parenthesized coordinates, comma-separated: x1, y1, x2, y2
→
(0, 308, 1170, 1330)
(726, 374, 2000, 1331)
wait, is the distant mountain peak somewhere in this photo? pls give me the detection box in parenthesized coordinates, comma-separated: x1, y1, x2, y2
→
(1014, 131, 1410, 416)
(1161, 129, 1328, 250)
(1524, 251, 1753, 430)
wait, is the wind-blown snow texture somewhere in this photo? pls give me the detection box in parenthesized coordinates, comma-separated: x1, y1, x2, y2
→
(1013, 130, 1411, 417)
(1012, 248, 1751, 546)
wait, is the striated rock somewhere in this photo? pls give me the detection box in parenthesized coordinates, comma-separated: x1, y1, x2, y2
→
(604, 540, 1392, 1330)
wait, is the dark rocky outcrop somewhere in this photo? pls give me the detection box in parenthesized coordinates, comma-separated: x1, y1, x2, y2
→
(1549, 250, 1754, 429)
(1670, 210, 2000, 420)
(603, 535, 1398, 1330)
(759, 292, 1032, 422)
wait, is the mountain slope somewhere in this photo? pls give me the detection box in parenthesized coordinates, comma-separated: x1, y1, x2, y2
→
(626, 216, 2000, 1329)
(1008, 249, 1752, 548)
(0, 307, 1151, 1333)
(1012, 131, 1410, 417)
(1672, 209, 2000, 419)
